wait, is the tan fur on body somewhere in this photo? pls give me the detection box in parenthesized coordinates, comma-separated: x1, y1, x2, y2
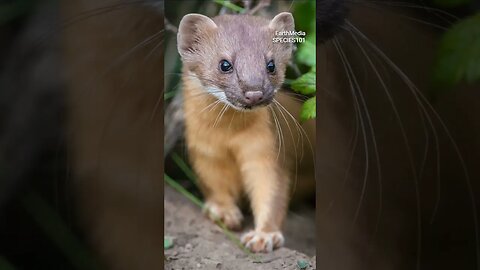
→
(178, 12, 311, 252)
(183, 71, 294, 253)
(184, 73, 289, 229)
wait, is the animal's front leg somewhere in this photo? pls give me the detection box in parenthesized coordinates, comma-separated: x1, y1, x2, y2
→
(236, 150, 290, 253)
(189, 149, 244, 230)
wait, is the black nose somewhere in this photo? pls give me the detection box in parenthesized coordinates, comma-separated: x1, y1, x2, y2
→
(244, 91, 264, 106)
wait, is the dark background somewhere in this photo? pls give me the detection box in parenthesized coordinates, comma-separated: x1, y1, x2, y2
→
(0, 0, 479, 269)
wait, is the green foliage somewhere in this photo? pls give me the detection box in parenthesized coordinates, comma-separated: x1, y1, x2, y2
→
(300, 97, 316, 122)
(291, 33, 316, 121)
(291, 62, 316, 122)
(296, 33, 316, 67)
(293, 0, 316, 35)
(290, 0, 316, 121)
(433, 13, 480, 89)
(164, 238, 174, 249)
(22, 192, 100, 270)
(291, 67, 316, 95)
(171, 152, 197, 184)
(296, 259, 310, 269)
(165, 174, 204, 208)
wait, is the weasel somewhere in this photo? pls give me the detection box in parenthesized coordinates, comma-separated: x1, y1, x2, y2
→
(177, 12, 300, 253)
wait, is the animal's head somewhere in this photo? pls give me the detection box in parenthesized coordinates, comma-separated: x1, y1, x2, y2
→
(177, 12, 295, 110)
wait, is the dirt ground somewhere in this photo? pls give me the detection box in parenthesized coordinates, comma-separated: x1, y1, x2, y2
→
(164, 185, 316, 270)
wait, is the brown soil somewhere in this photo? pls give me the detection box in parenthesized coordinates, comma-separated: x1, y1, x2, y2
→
(164, 185, 316, 270)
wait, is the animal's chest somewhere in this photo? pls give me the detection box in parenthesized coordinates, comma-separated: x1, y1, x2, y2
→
(185, 124, 230, 156)
(184, 108, 272, 159)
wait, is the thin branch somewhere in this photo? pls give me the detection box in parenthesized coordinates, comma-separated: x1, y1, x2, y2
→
(242, 0, 253, 11)
(248, 0, 271, 15)
(164, 18, 177, 33)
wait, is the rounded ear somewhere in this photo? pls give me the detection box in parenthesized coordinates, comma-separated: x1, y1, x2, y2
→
(269, 12, 295, 33)
(177, 14, 217, 58)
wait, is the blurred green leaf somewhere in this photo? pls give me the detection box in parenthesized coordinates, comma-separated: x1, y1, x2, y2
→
(22, 192, 100, 270)
(296, 259, 310, 269)
(433, 13, 480, 88)
(164, 91, 177, 100)
(300, 97, 316, 122)
(164, 238, 174, 249)
(296, 33, 316, 67)
(165, 174, 204, 208)
(171, 152, 197, 184)
(291, 68, 316, 95)
(290, 1, 317, 120)
(293, 0, 316, 35)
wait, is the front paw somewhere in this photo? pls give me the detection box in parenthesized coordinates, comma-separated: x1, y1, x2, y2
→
(203, 201, 243, 231)
(240, 230, 284, 253)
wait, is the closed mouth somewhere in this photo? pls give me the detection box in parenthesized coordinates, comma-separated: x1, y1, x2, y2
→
(229, 101, 272, 111)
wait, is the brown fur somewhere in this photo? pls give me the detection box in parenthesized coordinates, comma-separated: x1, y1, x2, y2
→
(61, 2, 164, 269)
(59, 1, 480, 268)
(178, 12, 314, 252)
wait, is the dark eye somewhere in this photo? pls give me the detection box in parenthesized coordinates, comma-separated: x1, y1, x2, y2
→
(219, 60, 233, 72)
(266, 60, 275, 73)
